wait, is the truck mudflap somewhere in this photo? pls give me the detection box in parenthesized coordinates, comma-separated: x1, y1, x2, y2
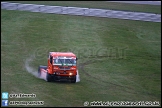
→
(38, 65, 48, 81)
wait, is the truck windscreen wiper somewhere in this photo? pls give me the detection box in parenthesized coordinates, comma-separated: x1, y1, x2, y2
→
(58, 58, 64, 66)
(66, 59, 73, 66)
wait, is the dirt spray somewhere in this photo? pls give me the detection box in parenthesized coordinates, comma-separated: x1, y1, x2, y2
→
(24, 55, 46, 81)
(76, 70, 80, 82)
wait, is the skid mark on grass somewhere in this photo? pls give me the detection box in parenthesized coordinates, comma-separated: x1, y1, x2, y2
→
(76, 70, 80, 82)
(79, 58, 154, 97)
(59, 19, 107, 62)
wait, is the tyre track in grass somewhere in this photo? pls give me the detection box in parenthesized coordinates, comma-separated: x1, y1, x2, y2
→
(78, 56, 156, 97)
(79, 58, 133, 89)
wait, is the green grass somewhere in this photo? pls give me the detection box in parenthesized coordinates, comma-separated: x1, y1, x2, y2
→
(6, 1, 161, 14)
(1, 7, 161, 107)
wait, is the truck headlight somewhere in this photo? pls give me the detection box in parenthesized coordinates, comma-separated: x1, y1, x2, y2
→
(69, 73, 73, 75)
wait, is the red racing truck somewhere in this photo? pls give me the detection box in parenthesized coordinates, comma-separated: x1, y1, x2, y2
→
(38, 52, 78, 83)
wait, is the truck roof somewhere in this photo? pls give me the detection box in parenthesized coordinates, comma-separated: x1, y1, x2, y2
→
(49, 52, 76, 57)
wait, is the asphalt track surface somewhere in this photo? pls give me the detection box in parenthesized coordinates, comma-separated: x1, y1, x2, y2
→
(1, 2, 161, 22)
(108, 1, 161, 5)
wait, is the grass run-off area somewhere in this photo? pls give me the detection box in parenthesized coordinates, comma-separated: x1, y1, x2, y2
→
(1, 2, 161, 107)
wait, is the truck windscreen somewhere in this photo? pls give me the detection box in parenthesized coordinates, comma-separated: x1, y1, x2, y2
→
(54, 58, 76, 66)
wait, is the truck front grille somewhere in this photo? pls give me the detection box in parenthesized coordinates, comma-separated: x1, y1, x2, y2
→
(59, 66, 71, 70)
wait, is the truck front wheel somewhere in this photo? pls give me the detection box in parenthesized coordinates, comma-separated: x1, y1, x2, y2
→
(71, 76, 76, 83)
(46, 72, 52, 82)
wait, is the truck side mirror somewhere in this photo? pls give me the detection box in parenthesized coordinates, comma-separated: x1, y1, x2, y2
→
(50, 56, 53, 64)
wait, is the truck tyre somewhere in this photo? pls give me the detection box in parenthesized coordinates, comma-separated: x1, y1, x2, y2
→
(38, 65, 47, 77)
(71, 76, 76, 83)
(46, 72, 52, 82)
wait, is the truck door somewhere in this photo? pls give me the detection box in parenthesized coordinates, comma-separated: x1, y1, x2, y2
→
(48, 55, 53, 74)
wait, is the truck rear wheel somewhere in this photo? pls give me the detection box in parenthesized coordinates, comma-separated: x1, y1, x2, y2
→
(71, 76, 76, 83)
(46, 72, 52, 82)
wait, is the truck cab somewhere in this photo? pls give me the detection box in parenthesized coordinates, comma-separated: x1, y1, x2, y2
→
(38, 52, 78, 83)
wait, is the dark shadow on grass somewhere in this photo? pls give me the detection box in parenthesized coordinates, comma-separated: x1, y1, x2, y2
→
(46, 79, 77, 84)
